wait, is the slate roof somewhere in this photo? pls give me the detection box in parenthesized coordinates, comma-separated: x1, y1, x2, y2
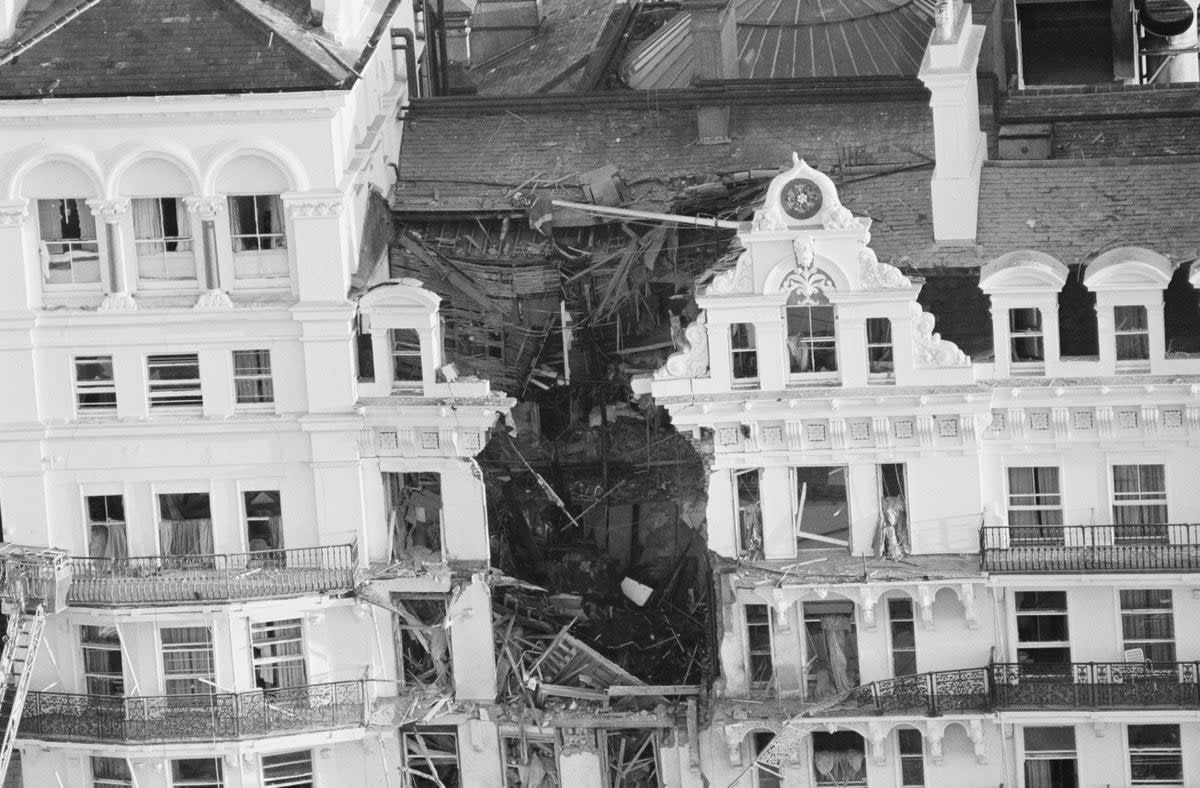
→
(621, 0, 937, 87)
(0, 0, 390, 98)
(467, 0, 624, 96)
(393, 90, 934, 212)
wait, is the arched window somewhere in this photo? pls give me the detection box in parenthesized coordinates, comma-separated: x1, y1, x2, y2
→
(786, 291, 837, 375)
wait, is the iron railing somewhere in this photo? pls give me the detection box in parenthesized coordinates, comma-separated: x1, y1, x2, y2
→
(67, 544, 357, 606)
(19, 680, 366, 743)
(980, 524, 1200, 573)
(808, 662, 1200, 717)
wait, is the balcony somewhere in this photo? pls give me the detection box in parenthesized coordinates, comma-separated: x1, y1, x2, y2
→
(812, 662, 1200, 717)
(980, 524, 1200, 573)
(19, 681, 366, 744)
(66, 544, 357, 606)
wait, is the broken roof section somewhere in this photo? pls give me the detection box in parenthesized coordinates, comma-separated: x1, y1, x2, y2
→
(621, 0, 938, 87)
(0, 0, 390, 98)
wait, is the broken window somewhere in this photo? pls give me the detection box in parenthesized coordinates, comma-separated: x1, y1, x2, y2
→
(244, 490, 284, 553)
(751, 731, 782, 788)
(502, 735, 557, 788)
(734, 469, 763, 560)
(604, 729, 661, 788)
(874, 463, 909, 559)
(384, 472, 443, 563)
(391, 328, 424, 389)
(804, 601, 859, 699)
(402, 728, 460, 788)
(786, 296, 837, 375)
(812, 731, 866, 787)
(392, 595, 450, 686)
(87, 494, 128, 560)
(730, 323, 758, 383)
(745, 603, 774, 690)
(158, 493, 214, 563)
(38, 198, 100, 285)
(132, 197, 195, 281)
(251, 619, 306, 690)
(866, 317, 893, 377)
(794, 466, 849, 552)
(228, 194, 288, 280)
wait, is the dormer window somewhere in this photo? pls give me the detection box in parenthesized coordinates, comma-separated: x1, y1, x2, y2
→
(1115, 305, 1150, 367)
(786, 295, 837, 377)
(866, 318, 894, 379)
(1009, 308, 1044, 367)
(730, 323, 758, 385)
(390, 328, 423, 391)
(37, 198, 100, 286)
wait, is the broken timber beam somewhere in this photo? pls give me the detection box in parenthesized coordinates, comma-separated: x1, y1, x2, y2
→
(551, 199, 742, 229)
(396, 233, 513, 319)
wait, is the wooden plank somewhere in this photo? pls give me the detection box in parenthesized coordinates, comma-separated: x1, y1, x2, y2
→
(607, 685, 702, 697)
(396, 234, 512, 319)
(536, 682, 608, 701)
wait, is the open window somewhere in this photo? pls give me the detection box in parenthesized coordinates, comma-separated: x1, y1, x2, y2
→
(37, 198, 100, 286)
(92, 756, 134, 788)
(161, 626, 215, 696)
(75, 356, 117, 413)
(132, 197, 195, 283)
(244, 490, 283, 554)
(250, 619, 306, 690)
(1009, 308, 1045, 370)
(228, 194, 288, 281)
(1015, 591, 1070, 665)
(794, 466, 850, 552)
(745, 603, 774, 691)
(751, 731, 782, 788)
(503, 735, 557, 788)
(158, 493, 214, 565)
(734, 469, 763, 560)
(875, 463, 909, 558)
(402, 728, 460, 787)
(605, 729, 661, 788)
(81, 625, 124, 696)
(392, 594, 451, 686)
(1023, 726, 1078, 788)
(87, 494, 128, 560)
(804, 601, 859, 699)
(811, 731, 867, 787)
(384, 472, 443, 564)
(261, 751, 314, 788)
(786, 295, 837, 377)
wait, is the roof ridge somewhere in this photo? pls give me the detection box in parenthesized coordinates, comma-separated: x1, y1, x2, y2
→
(224, 0, 354, 85)
(0, 0, 106, 66)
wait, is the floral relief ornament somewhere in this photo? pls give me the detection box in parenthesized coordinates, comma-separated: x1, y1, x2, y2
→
(858, 247, 912, 290)
(911, 301, 969, 366)
(655, 312, 710, 379)
(780, 236, 831, 305)
(705, 250, 754, 295)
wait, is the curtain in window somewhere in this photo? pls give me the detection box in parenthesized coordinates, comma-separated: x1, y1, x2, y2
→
(261, 196, 285, 248)
(1024, 761, 1053, 788)
(89, 522, 129, 560)
(159, 518, 214, 557)
(1113, 465, 1142, 495)
(132, 198, 163, 240)
(821, 615, 852, 693)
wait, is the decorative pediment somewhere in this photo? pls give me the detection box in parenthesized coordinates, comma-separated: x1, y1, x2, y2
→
(655, 313, 710, 379)
(753, 153, 869, 234)
(1084, 246, 1173, 291)
(979, 250, 1069, 294)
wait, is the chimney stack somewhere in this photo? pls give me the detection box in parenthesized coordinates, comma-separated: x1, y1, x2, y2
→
(0, 0, 29, 40)
(686, 0, 738, 143)
(918, 0, 987, 242)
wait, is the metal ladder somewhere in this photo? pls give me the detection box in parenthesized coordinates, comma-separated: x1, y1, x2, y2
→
(0, 607, 45, 781)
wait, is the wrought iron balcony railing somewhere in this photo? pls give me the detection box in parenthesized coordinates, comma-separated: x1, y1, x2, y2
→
(19, 681, 366, 743)
(67, 544, 357, 606)
(807, 662, 1200, 718)
(980, 524, 1200, 573)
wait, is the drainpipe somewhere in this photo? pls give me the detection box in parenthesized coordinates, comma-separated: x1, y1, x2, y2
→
(390, 28, 420, 98)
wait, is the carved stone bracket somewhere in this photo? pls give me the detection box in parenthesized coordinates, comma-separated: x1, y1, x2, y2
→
(194, 289, 234, 310)
(656, 313, 710, 379)
(858, 586, 883, 630)
(86, 198, 130, 224)
(284, 194, 344, 219)
(98, 292, 137, 312)
(867, 721, 888, 766)
(183, 196, 226, 221)
(967, 718, 988, 764)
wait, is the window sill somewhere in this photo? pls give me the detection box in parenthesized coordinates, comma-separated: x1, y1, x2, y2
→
(136, 279, 201, 292)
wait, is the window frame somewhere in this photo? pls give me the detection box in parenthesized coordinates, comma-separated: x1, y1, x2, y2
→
(734, 468, 763, 560)
(1014, 590, 1071, 665)
(744, 603, 775, 691)
(1005, 466, 1065, 545)
(729, 322, 759, 386)
(793, 465, 851, 552)
(865, 317, 894, 380)
(390, 328, 423, 390)
(243, 489, 284, 553)
(170, 757, 224, 788)
(131, 196, 197, 286)
(37, 197, 102, 288)
(227, 194, 289, 283)
(888, 597, 918, 677)
(261, 750, 314, 788)
(1112, 464, 1168, 541)
(91, 756, 134, 788)
(85, 492, 128, 560)
(1009, 306, 1045, 369)
(160, 625, 216, 696)
(232, 348, 274, 407)
(250, 618, 307, 690)
(1127, 724, 1183, 787)
(897, 728, 926, 788)
(785, 300, 838, 380)
(81, 624, 124, 697)
(146, 353, 203, 411)
(74, 355, 117, 414)
(1119, 589, 1175, 663)
(1114, 304, 1151, 366)
(401, 728, 461, 788)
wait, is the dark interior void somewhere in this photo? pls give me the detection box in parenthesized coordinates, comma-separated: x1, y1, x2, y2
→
(1165, 264, 1200, 354)
(1018, 2, 1114, 85)
(915, 272, 993, 360)
(1058, 266, 1098, 357)
(795, 467, 849, 551)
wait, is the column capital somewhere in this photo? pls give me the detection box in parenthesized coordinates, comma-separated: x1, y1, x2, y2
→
(85, 198, 130, 224)
(183, 195, 226, 221)
(281, 190, 345, 219)
(0, 199, 29, 227)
